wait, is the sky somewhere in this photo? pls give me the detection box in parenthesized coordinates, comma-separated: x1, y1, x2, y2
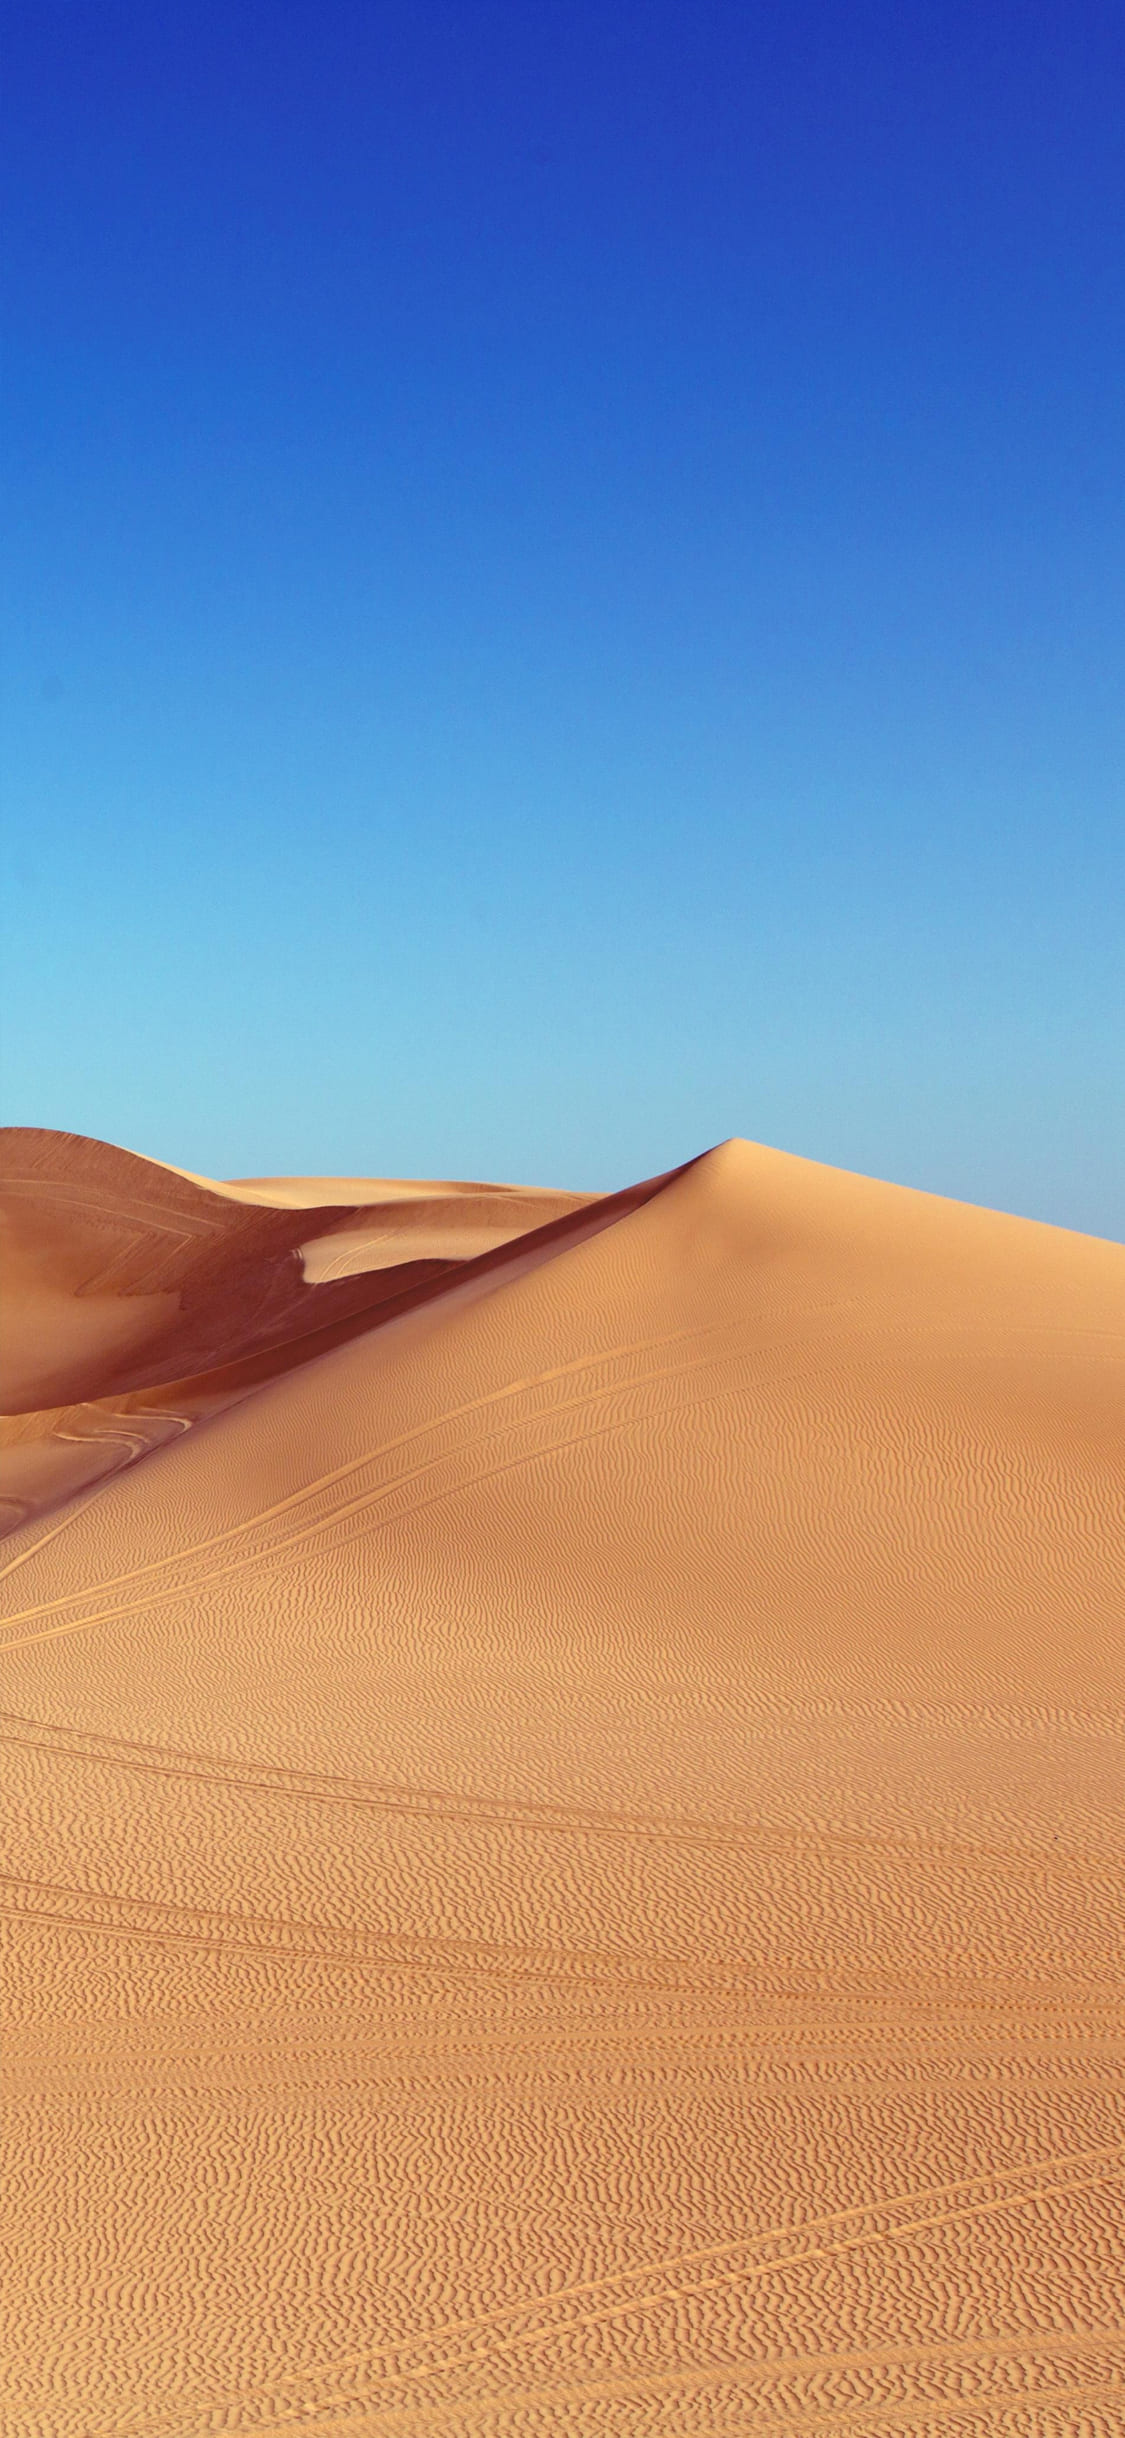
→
(2, 0, 1123, 1233)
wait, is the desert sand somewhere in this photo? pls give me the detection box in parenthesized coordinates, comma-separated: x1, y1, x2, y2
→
(1, 1124, 1123, 2435)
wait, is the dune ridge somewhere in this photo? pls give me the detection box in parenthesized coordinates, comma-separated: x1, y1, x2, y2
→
(1, 1127, 1123, 2433)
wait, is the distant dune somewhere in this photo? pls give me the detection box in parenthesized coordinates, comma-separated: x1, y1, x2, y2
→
(2, 1126, 1123, 2433)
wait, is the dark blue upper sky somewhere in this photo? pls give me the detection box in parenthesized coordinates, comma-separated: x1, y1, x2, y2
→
(3, 1, 1122, 1229)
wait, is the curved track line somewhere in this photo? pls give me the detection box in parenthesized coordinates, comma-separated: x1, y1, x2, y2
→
(128, 2166, 1125, 2436)
(0, 1711, 1109, 1889)
(0, 1869, 827, 1994)
(108, 2143, 1125, 2434)
(0, 1346, 746, 1653)
(226, 2161, 1125, 2415)
(0, 1315, 722, 1617)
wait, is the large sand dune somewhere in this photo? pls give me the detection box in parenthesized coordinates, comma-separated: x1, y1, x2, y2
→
(1, 1127, 1123, 2433)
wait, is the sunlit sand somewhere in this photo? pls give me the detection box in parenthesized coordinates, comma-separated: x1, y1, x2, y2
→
(2, 1124, 1123, 2433)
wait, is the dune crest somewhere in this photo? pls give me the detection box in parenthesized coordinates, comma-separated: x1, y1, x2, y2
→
(2, 1127, 1123, 2432)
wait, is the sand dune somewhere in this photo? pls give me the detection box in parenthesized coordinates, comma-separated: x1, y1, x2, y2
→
(0, 1129, 588, 1534)
(1, 1128, 1123, 2433)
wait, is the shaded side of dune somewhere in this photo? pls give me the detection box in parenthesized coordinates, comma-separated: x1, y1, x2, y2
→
(0, 1128, 672, 1535)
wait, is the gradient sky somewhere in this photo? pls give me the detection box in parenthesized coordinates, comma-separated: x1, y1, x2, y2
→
(2, 1, 1122, 1232)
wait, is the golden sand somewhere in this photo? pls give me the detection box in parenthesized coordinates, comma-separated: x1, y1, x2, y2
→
(2, 1125, 1123, 2433)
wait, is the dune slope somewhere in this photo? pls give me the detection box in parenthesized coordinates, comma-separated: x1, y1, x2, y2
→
(1, 1134, 1123, 2434)
(0, 1128, 589, 1533)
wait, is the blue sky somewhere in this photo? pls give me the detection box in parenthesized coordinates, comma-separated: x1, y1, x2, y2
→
(2, 1, 1122, 1232)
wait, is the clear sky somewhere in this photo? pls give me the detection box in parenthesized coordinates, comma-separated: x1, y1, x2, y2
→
(2, 1, 1122, 1233)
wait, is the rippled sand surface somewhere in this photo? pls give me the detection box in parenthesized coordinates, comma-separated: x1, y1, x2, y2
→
(2, 1128, 1123, 2434)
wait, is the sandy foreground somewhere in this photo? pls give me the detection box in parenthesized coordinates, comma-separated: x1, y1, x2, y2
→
(1, 1124, 1123, 2436)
